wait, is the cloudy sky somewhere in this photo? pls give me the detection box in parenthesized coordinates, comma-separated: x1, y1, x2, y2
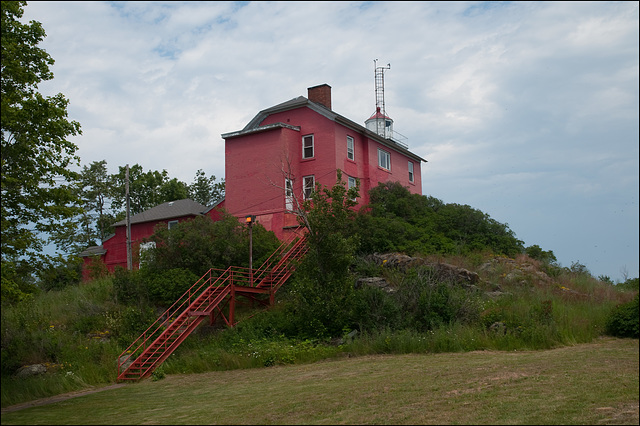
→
(22, 1, 638, 282)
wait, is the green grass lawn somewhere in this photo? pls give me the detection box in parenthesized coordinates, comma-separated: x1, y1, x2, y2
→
(2, 337, 637, 425)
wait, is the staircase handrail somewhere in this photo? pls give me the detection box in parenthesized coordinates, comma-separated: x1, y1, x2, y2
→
(117, 268, 223, 374)
(117, 231, 308, 378)
(251, 233, 307, 286)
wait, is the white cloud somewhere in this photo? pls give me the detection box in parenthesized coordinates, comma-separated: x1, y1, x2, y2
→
(21, 1, 639, 281)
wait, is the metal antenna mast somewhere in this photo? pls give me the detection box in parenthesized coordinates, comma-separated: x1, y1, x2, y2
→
(374, 59, 391, 138)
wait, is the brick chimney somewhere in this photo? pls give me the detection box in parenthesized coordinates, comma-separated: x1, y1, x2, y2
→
(307, 84, 332, 110)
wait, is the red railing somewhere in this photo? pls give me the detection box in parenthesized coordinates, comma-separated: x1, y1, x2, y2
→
(117, 233, 307, 381)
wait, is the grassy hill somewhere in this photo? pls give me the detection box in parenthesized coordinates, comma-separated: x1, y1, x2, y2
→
(1, 337, 638, 424)
(2, 182, 637, 413)
(1, 248, 637, 410)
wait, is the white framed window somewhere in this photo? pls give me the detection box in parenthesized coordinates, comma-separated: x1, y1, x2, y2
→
(139, 241, 156, 266)
(347, 176, 357, 201)
(285, 178, 293, 210)
(378, 148, 391, 170)
(303, 175, 315, 200)
(302, 135, 314, 159)
(168, 220, 179, 229)
(408, 161, 414, 182)
(347, 136, 354, 160)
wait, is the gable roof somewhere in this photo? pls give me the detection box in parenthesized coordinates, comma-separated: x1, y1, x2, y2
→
(222, 94, 426, 163)
(113, 199, 209, 227)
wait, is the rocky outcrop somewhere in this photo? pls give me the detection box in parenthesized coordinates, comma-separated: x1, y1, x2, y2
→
(364, 253, 480, 285)
(355, 277, 395, 293)
(14, 364, 47, 378)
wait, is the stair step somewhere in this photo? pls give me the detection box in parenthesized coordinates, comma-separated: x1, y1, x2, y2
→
(118, 236, 307, 382)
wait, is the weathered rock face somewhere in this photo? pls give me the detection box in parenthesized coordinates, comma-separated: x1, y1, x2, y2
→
(15, 364, 47, 378)
(478, 257, 553, 286)
(364, 253, 480, 285)
(118, 354, 134, 372)
(355, 277, 395, 293)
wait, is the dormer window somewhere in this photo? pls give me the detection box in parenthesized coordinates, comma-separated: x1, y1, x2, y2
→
(302, 135, 314, 159)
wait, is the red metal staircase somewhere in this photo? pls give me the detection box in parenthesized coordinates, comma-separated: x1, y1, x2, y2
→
(117, 234, 308, 382)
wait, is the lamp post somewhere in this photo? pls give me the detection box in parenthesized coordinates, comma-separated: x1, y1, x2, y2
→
(245, 215, 256, 285)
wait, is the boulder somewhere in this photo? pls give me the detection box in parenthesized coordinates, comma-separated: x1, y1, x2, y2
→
(15, 363, 47, 378)
(355, 277, 395, 293)
(365, 253, 479, 285)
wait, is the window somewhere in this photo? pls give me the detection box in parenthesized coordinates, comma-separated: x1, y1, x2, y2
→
(378, 148, 390, 170)
(285, 178, 293, 211)
(303, 175, 315, 200)
(347, 176, 357, 201)
(139, 241, 156, 266)
(302, 135, 314, 159)
(168, 220, 179, 229)
(347, 136, 354, 160)
(408, 161, 414, 183)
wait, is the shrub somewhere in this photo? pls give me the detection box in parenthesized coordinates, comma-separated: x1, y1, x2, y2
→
(352, 285, 401, 332)
(605, 294, 639, 338)
(618, 277, 639, 292)
(37, 256, 83, 291)
(151, 366, 166, 381)
(112, 305, 158, 344)
(112, 267, 145, 306)
(143, 268, 199, 306)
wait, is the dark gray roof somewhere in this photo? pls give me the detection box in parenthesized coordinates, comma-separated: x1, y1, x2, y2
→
(222, 95, 426, 163)
(113, 199, 209, 227)
(203, 197, 225, 215)
(221, 122, 300, 139)
(79, 246, 107, 257)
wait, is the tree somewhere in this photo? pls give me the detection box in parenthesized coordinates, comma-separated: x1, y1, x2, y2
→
(160, 178, 190, 204)
(1, 1, 82, 302)
(78, 160, 113, 242)
(525, 244, 557, 265)
(110, 164, 192, 216)
(111, 164, 165, 215)
(355, 182, 524, 257)
(189, 169, 225, 206)
(287, 170, 361, 338)
(48, 160, 116, 255)
(143, 213, 280, 277)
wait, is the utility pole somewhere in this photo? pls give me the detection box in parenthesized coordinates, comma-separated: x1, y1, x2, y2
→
(246, 215, 255, 285)
(126, 164, 132, 270)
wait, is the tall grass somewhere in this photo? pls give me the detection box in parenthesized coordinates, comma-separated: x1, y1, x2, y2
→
(1, 255, 637, 409)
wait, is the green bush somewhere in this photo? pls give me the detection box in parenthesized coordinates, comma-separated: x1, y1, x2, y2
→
(605, 294, 639, 338)
(37, 256, 83, 291)
(112, 305, 158, 345)
(618, 277, 639, 291)
(143, 268, 199, 306)
(143, 214, 280, 276)
(112, 267, 145, 305)
(352, 285, 401, 332)
(355, 182, 524, 257)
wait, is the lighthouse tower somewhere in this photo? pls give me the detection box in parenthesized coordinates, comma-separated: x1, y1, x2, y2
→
(365, 107, 393, 138)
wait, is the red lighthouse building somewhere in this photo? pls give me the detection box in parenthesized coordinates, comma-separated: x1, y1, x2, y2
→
(222, 84, 426, 241)
(81, 84, 426, 277)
